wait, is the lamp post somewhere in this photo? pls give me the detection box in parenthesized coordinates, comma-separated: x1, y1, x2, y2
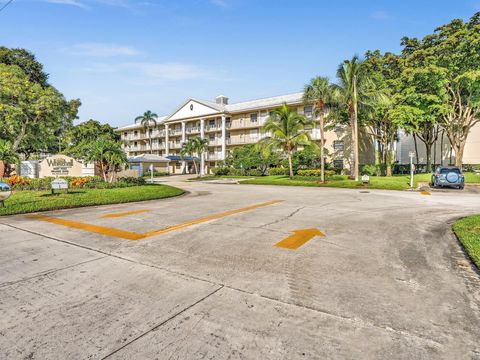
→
(409, 151, 415, 188)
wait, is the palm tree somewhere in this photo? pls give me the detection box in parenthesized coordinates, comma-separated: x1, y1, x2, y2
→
(180, 137, 209, 177)
(303, 76, 336, 183)
(135, 110, 158, 154)
(261, 104, 314, 178)
(334, 55, 372, 181)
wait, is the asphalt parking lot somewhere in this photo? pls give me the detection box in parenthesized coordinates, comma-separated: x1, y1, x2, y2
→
(1, 177, 480, 359)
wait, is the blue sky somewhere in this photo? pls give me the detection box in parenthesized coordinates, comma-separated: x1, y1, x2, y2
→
(1, 0, 479, 127)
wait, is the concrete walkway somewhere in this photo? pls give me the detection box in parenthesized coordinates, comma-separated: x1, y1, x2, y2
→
(1, 179, 479, 359)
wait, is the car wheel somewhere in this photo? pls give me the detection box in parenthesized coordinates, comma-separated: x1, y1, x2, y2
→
(459, 185, 464, 190)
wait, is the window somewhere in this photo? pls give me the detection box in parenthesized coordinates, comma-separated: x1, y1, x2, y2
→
(134, 131, 138, 136)
(209, 134, 215, 141)
(333, 160, 344, 169)
(209, 120, 215, 126)
(124, 132, 127, 137)
(333, 140, 344, 151)
(304, 105, 313, 118)
(250, 113, 258, 122)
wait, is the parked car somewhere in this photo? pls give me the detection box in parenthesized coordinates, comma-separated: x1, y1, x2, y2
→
(431, 166, 464, 189)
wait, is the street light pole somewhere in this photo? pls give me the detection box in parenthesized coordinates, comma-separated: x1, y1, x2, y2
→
(409, 151, 415, 188)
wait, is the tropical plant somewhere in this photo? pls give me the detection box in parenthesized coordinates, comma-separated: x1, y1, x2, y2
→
(180, 137, 209, 177)
(135, 110, 158, 154)
(85, 138, 127, 183)
(333, 55, 374, 181)
(303, 76, 336, 182)
(0, 140, 19, 177)
(399, 13, 480, 167)
(261, 104, 314, 178)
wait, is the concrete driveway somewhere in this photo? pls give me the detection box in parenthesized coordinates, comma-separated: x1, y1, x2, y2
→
(1, 178, 479, 359)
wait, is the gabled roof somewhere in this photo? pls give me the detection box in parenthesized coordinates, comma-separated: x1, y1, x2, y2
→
(117, 116, 168, 131)
(164, 97, 225, 122)
(225, 92, 304, 113)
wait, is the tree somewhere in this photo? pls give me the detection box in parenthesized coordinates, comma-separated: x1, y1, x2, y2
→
(399, 13, 480, 167)
(225, 144, 280, 175)
(180, 137, 209, 177)
(0, 140, 19, 177)
(0, 64, 80, 158)
(0, 47, 49, 86)
(64, 119, 120, 159)
(135, 111, 158, 154)
(261, 104, 313, 178)
(363, 51, 403, 176)
(303, 76, 336, 182)
(333, 55, 374, 181)
(85, 138, 127, 182)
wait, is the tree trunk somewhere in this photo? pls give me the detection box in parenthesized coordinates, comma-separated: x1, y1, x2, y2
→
(193, 157, 199, 176)
(440, 130, 445, 166)
(287, 148, 294, 179)
(413, 133, 419, 168)
(454, 142, 466, 168)
(319, 113, 325, 183)
(12, 121, 28, 152)
(0, 160, 4, 178)
(350, 112, 359, 181)
(425, 143, 432, 173)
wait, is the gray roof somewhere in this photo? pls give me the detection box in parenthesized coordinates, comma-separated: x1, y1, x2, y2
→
(225, 92, 304, 113)
(128, 154, 170, 163)
(117, 116, 168, 131)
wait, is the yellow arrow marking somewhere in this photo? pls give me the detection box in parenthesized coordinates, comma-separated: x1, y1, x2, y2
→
(275, 228, 325, 250)
(29, 200, 283, 241)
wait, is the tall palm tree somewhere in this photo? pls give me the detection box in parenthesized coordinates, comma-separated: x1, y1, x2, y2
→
(135, 110, 158, 154)
(180, 137, 209, 177)
(261, 104, 314, 178)
(334, 55, 372, 181)
(303, 76, 336, 183)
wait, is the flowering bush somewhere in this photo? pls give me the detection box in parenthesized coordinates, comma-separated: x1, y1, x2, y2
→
(70, 177, 93, 188)
(6, 175, 31, 187)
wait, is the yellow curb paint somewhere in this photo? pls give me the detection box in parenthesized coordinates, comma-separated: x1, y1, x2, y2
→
(143, 200, 284, 238)
(101, 209, 150, 219)
(275, 228, 325, 250)
(30, 200, 283, 241)
(420, 191, 431, 196)
(28, 214, 145, 240)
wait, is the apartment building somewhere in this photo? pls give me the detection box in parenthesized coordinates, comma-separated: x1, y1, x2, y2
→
(117, 93, 371, 174)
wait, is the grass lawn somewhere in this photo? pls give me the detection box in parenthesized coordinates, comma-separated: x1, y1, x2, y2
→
(0, 184, 184, 216)
(453, 215, 480, 269)
(240, 175, 414, 190)
(196, 172, 480, 190)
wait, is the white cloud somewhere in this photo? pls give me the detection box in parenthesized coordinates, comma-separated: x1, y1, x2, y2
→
(44, 0, 88, 8)
(370, 10, 391, 21)
(85, 62, 217, 80)
(65, 43, 141, 57)
(210, 0, 227, 7)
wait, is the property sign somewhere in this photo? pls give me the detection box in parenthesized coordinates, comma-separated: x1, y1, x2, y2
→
(39, 155, 83, 178)
(362, 175, 370, 183)
(51, 178, 69, 190)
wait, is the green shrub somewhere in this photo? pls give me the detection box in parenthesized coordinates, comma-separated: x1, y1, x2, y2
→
(361, 164, 377, 176)
(117, 177, 146, 186)
(144, 171, 169, 177)
(269, 167, 288, 176)
(325, 170, 336, 178)
(246, 169, 262, 176)
(228, 168, 246, 176)
(297, 169, 319, 177)
(211, 167, 230, 176)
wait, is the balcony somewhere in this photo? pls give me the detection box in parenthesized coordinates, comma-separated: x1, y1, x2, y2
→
(169, 142, 182, 149)
(207, 139, 222, 146)
(186, 127, 200, 134)
(205, 124, 220, 132)
(206, 153, 223, 161)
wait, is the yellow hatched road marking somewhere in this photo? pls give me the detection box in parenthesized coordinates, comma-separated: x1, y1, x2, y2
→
(420, 191, 431, 196)
(101, 209, 150, 219)
(29, 200, 283, 241)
